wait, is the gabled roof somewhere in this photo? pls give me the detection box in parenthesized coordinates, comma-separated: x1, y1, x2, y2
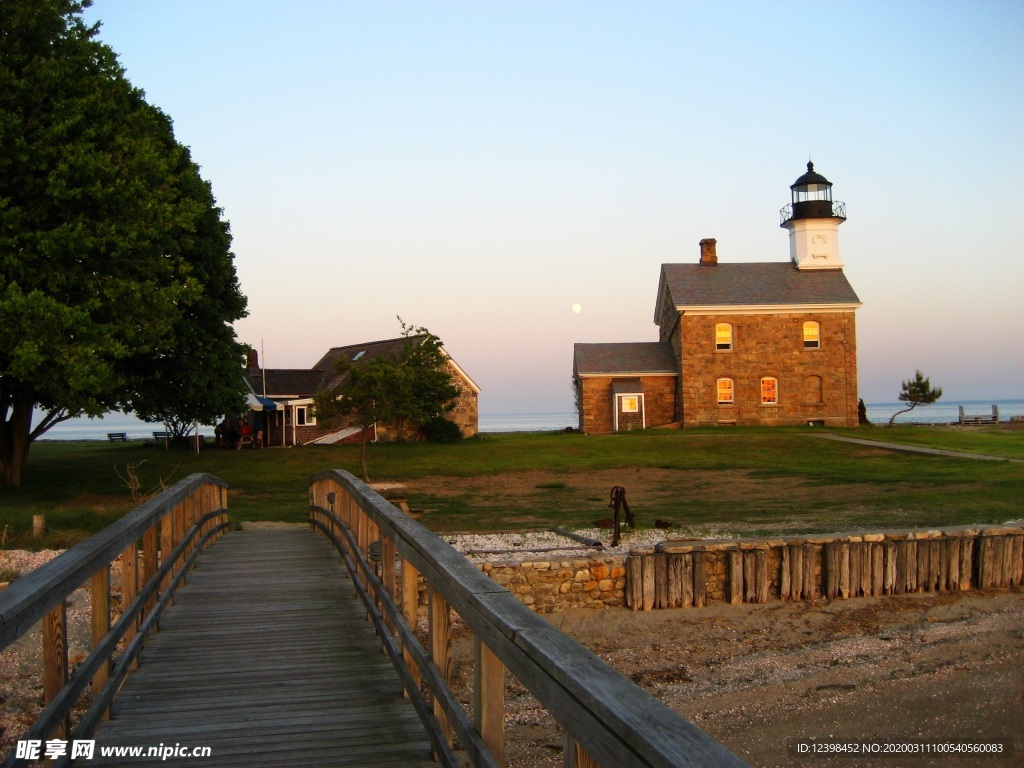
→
(313, 336, 481, 394)
(655, 262, 861, 320)
(313, 337, 417, 391)
(243, 369, 328, 398)
(243, 336, 481, 404)
(574, 342, 677, 376)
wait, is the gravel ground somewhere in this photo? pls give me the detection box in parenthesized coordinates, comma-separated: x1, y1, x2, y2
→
(0, 550, 99, 755)
(442, 527, 720, 562)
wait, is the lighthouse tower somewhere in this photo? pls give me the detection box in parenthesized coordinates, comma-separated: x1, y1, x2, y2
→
(780, 162, 846, 270)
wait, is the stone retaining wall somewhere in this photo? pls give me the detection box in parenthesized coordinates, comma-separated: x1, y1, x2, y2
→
(463, 524, 1024, 613)
(474, 558, 627, 612)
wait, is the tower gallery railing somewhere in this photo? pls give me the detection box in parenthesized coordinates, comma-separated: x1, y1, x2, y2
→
(0, 474, 230, 768)
(309, 469, 749, 768)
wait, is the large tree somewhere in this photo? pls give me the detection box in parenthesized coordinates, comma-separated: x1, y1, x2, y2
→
(313, 320, 459, 482)
(0, 0, 248, 485)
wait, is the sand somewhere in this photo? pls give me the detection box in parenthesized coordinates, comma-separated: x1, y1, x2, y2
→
(449, 587, 1024, 768)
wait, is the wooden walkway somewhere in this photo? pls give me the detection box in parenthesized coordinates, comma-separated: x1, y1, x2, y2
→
(90, 527, 436, 767)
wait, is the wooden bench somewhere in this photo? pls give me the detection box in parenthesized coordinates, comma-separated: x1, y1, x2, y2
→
(152, 431, 171, 440)
(959, 405, 999, 426)
(106, 432, 128, 442)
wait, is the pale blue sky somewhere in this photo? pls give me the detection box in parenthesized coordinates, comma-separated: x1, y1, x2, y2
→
(83, 0, 1024, 413)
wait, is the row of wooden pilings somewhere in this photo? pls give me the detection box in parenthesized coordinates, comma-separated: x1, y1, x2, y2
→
(625, 525, 1024, 611)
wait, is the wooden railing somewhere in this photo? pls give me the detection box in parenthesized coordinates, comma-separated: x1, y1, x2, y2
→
(0, 474, 229, 768)
(309, 469, 749, 768)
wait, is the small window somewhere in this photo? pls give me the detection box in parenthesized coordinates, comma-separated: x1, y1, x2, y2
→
(620, 396, 639, 413)
(352, 350, 366, 361)
(803, 321, 820, 349)
(715, 323, 733, 351)
(760, 377, 778, 405)
(717, 378, 734, 405)
(295, 406, 316, 426)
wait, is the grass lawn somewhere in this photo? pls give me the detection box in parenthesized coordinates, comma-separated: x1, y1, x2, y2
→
(1, 425, 1022, 549)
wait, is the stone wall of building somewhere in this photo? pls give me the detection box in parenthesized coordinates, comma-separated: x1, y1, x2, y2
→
(447, 377, 479, 438)
(577, 375, 678, 434)
(678, 311, 858, 427)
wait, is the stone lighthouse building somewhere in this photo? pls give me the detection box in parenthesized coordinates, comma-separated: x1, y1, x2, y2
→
(574, 162, 862, 432)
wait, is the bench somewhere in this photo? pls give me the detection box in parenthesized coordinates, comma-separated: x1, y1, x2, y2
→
(152, 431, 171, 440)
(106, 432, 128, 442)
(959, 405, 999, 426)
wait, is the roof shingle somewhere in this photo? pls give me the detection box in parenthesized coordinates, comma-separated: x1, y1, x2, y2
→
(574, 342, 677, 376)
(661, 262, 861, 308)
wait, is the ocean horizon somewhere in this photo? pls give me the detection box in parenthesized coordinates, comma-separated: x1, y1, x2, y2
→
(33, 399, 1024, 441)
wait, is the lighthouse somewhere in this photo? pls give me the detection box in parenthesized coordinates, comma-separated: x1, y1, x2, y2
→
(780, 162, 846, 270)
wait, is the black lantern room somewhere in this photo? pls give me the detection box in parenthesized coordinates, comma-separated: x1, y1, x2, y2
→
(780, 162, 845, 225)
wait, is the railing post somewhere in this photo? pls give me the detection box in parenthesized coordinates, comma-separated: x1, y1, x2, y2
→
(382, 537, 397, 635)
(401, 559, 421, 695)
(429, 587, 453, 746)
(42, 601, 70, 739)
(121, 540, 139, 662)
(563, 736, 600, 768)
(473, 637, 506, 766)
(143, 523, 158, 620)
(90, 567, 111, 720)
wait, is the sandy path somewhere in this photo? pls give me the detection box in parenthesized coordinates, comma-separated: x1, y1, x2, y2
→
(450, 588, 1024, 768)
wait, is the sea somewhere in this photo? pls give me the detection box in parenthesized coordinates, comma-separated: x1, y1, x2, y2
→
(32, 399, 1024, 441)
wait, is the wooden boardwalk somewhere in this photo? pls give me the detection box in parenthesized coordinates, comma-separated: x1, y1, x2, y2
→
(90, 527, 436, 767)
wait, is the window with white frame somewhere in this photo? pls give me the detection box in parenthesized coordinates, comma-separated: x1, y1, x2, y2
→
(295, 406, 316, 426)
(760, 377, 778, 405)
(803, 321, 820, 349)
(715, 323, 733, 351)
(717, 378, 734, 405)
(620, 395, 639, 413)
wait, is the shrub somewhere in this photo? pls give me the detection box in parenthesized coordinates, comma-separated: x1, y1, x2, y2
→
(420, 416, 463, 443)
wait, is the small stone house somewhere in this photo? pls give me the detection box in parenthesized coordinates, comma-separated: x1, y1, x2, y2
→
(242, 337, 480, 446)
(574, 163, 862, 433)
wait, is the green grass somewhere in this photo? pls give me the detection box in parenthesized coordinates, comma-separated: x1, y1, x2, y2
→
(2, 424, 1022, 548)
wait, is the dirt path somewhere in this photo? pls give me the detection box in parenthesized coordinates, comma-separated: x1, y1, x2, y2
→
(450, 588, 1024, 768)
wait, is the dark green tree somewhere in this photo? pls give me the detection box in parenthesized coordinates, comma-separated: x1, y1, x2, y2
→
(121, 151, 249, 442)
(888, 371, 943, 426)
(0, 0, 247, 485)
(313, 320, 459, 482)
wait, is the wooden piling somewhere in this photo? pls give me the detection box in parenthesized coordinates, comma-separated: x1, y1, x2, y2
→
(728, 550, 743, 605)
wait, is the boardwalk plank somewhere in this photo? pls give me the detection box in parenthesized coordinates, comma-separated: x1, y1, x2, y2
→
(90, 527, 436, 767)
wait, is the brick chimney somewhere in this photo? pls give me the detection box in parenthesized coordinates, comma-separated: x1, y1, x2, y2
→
(699, 238, 718, 266)
(246, 349, 259, 369)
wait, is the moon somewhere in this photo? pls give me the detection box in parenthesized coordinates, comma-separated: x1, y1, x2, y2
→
(571, 303, 582, 314)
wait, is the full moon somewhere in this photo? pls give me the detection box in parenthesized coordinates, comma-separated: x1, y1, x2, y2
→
(571, 303, 582, 314)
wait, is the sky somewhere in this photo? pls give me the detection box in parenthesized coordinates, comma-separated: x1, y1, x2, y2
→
(82, 0, 1024, 414)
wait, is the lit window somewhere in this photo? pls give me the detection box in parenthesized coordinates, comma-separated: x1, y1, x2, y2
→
(715, 323, 733, 351)
(621, 396, 639, 413)
(717, 378, 734, 405)
(761, 377, 778, 405)
(803, 321, 820, 349)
